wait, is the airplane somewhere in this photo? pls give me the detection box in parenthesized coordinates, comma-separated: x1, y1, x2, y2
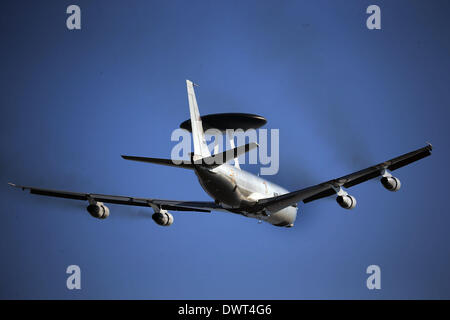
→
(9, 80, 433, 228)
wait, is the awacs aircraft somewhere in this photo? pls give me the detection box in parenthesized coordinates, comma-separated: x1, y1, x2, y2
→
(9, 80, 432, 227)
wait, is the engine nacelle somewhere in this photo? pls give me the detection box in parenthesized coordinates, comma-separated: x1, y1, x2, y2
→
(87, 202, 110, 219)
(336, 194, 357, 209)
(381, 176, 401, 192)
(152, 211, 174, 226)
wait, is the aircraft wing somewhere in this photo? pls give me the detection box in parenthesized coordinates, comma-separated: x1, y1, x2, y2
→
(255, 144, 433, 213)
(8, 183, 227, 213)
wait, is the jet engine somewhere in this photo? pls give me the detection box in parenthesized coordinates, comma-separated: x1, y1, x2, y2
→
(380, 176, 401, 192)
(87, 202, 110, 219)
(336, 194, 357, 209)
(152, 210, 174, 226)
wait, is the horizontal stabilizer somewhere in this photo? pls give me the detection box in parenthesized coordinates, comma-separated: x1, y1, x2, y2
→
(121, 155, 194, 169)
(195, 142, 258, 167)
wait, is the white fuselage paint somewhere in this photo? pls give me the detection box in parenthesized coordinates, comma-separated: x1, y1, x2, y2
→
(194, 163, 297, 227)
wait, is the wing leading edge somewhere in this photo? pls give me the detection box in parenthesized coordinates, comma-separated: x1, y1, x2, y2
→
(7, 183, 226, 213)
(255, 144, 432, 213)
(9, 144, 432, 216)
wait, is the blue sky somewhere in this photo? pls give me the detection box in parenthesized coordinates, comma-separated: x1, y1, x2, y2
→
(1, 0, 449, 299)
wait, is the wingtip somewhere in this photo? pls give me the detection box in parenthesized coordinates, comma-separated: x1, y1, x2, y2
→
(8, 182, 26, 191)
(426, 141, 433, 151)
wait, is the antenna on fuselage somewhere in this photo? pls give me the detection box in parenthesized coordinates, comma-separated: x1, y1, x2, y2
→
(178, 112, 267, 167)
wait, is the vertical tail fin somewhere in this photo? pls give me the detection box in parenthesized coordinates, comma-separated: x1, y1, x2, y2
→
(186, 80, 211, 160)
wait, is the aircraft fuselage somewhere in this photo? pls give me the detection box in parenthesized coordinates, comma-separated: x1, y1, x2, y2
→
(194, 163, 297, 227)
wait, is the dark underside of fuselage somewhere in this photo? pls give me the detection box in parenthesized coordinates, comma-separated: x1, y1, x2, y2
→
(193, 166, 296, 228)
(194, 166, 244, 208)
